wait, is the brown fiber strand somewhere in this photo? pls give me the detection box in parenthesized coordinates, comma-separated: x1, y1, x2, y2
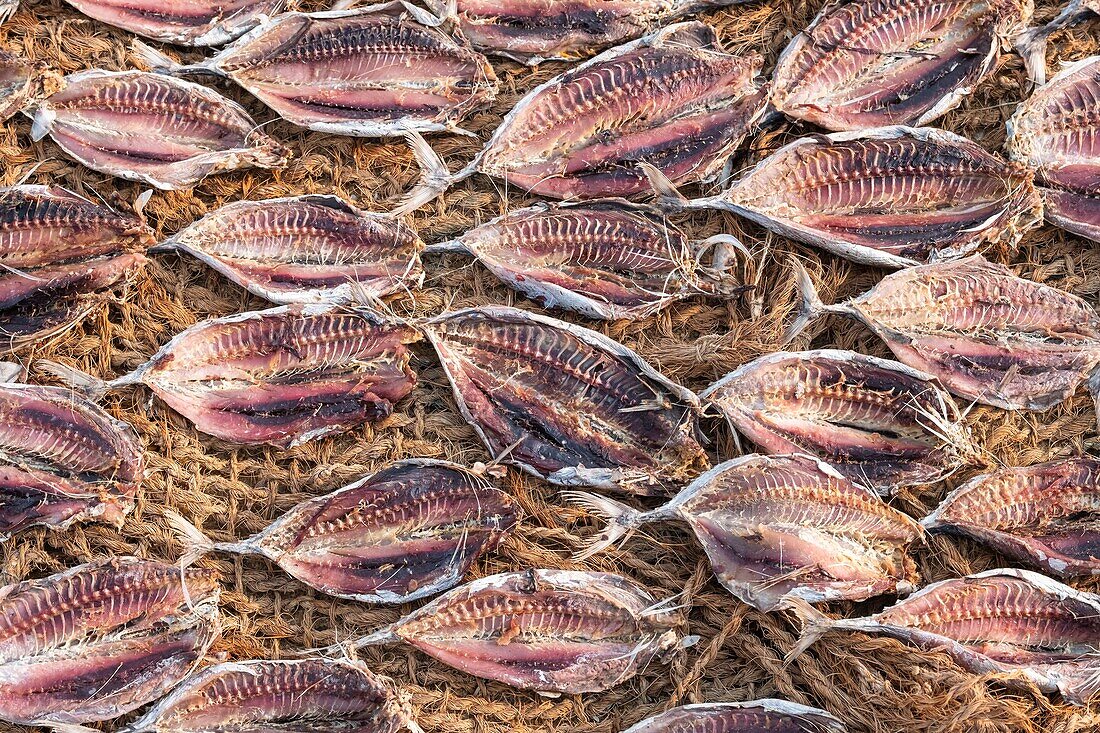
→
(0, 0, 1098, 731)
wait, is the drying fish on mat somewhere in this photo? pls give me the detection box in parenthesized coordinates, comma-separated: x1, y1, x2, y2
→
(788, 568, 1100, 705)
(0, 0, 15, 23)
(152, 195, 425, 304)
(787, 255, 1100, 415)
(415, 0, 745, 65)
(770, 0, 1031, 130)
(0, 368, 143, 539)
(316, 569, 691, 694)
(0, 557, 220, 726)
(923, 457, 1100, 578)
(401, 21, 768, 210)
(425, 201, 748, 320)
(62, 0, 284, 45)
(0, 185, 151, 351)
(1006, 56, 1100, 243)
(647, 126, 1041, 269)
(166, 458, 519, 603)
(105, 658, 422, 733)
(1016, 0, 1099, 83)
(40, 304, 419, 447)
(620, 699, 846, 733)
(421, 305, 709, 494)
(27, 70, 289, 190)
(567, 454, 921, 611)
(0, 52, 57, 122)
(699, 350, 980, 493)
(133, 3, 498, 138)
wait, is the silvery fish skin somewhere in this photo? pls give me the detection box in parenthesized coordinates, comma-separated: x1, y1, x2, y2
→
(330, 569, 688, 694)
(770, 0, 1031, 130)
(41, 304, 420, 448)
(118, 659, 421, 733)
(425, 202, 746, 320)
(0, 52, 57, 122)
(153, 195, 425, 304)
(650, 126, 1041, 269)
(0, 557, 220, 726)
(403, 21, 767, 211)
(1006, 56, 1100, 243)
(0, 185, 151, 351)
(699, 350, 978, 494)
(923, 458, 1100, 578)
(789, 568, 1100, 705)
(134, 3, 498, 137)
(568, 454, 921, 611)
(621, 699, 846, 733)
(168, 459, 519, 603)
(62, 0, 285, 45)
(0, 379, 143, 539)
(421, 305, 709, 494)
(28, 70, 289, 190)
(1016, 0, 1099, 84)
(421, 0, 746, 65)
(788, 254, 1100, 414)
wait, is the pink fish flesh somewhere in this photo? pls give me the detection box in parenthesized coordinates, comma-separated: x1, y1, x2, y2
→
(152, 195, 425, 304)
(41, 304, 420, 447)
(62, 0, 285, 45)
(167, 458, 519, 603)
(28, 70, 289, 190)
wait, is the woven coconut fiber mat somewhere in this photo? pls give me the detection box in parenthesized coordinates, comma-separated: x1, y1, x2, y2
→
(1, 0, 1099, 731)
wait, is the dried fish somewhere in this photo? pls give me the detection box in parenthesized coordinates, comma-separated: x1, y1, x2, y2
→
(0, 52, 57, 122)
(787, 255, 1100, 414)
(0, 557, 220, 726)
(419, 0, 745, 65)
(322, 569, 690, 694)
(62, 0, 285, 45)
(117, 658, 421, 733)
(152, 195, 425, 304)
(1017, 0, 1099, 83)
(167, 458, 518, 603)
(648, 126, 1041, 268)
(133, 3, 498, 137)
(402, 21, 768, 210)
(1006, 55, 1100, 243)
(0, 185, 151, 351)
(0, 374, 143, 539)
(421, 305, 709, 494)
(699, 350, 979, 493)
(770, 0, 1031, 130)
(426, 202, 747, 320)
(788, 568, 1100, 705)
(923, 457, 1100, 578)
(28, 70, 289, 190)
(621, 699, 846, 733)
(568, 454, 921, 611)
(41, 304, 419, 447)
(0, 0, 16, 23)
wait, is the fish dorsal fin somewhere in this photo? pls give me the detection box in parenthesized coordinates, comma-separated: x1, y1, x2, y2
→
(297, 193, 362, 217)
(652, 21, 718, 51)
(952, 254, 1016, 279)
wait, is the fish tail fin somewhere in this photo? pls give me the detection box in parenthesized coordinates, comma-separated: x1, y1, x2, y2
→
(243, 137, 292, 169)
(781, 597, 836, 664)
(303, 627, 400, 659)
(36, 360, 117, 399)
(392, 129, 463, 216)
(46, 723, 103, 733)
(421, 239, 468, 255)
(782, 256, 842, 346)
(29, 104, 55, 142)
(640, 162, 689, 211)
(131, 39, 213, 76)
(561, 491, 652, 560)
(0, 362, 25, 383)
(696, 233, 754, 299)
(1014, 25, 1053, 86)
(163, 509, 218, 568)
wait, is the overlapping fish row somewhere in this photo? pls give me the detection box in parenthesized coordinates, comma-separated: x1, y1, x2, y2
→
(4, 0, 1100, 729)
